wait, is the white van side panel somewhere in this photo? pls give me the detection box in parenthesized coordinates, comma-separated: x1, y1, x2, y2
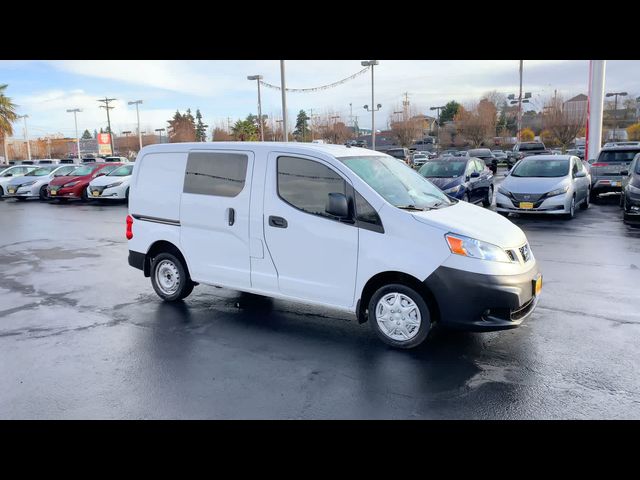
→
(131, 152, 187, 222)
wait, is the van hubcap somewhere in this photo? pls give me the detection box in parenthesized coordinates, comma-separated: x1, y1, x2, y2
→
(156, 260, 180, 295)
(375, 293, 421, 341)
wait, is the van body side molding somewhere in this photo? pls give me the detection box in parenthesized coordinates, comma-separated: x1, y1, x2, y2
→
(131, 214, 181, 226)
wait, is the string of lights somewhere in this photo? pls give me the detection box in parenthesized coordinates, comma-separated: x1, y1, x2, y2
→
(259, 66, 370, 93)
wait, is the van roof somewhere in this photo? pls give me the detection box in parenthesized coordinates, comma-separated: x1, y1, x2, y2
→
(137, 142, 384, 159)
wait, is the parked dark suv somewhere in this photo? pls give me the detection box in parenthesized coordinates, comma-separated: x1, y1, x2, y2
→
(512, 141, 551, 160)
(589, 144, 640, 201)
(620, 152, 640, 223)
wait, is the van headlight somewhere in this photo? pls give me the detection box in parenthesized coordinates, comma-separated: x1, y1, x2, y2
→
(444, 185, 461, 194)
(19, 181, 36, 187)
(105, 182, 122, 189)
(628, 183, 640, 194)
(445, 233, 512, 263)
(497, 186, 511, 196)
(546, 185, 569, 197)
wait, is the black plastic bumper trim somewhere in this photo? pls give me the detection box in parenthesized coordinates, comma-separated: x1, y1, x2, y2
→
(128, 250, 145, 271)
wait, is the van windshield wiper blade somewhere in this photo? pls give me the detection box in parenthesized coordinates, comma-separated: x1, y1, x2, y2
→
(396, 205, 429, 211)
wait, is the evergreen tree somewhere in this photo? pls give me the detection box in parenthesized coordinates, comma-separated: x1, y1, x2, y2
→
(439, 101, 461, 124)
(195, 109, 207, 141)
(293, 110, 310, 141)
(81, 129, 92, 139)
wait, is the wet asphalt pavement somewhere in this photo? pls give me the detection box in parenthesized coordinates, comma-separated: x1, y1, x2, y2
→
(1, 171, 639, 419)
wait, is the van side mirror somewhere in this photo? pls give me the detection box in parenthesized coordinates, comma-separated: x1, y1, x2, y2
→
(621, 170, 629, 176)
(588, 158, 595, 164)
(326, 192, 349, 218)
(470, 171, 480, 178)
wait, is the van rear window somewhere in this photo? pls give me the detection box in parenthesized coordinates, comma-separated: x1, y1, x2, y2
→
(184, 152, 248, 197)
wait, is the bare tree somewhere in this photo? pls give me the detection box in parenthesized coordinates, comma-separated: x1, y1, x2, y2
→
(455, 100, 497, 147)
(542, 95, 585, 152)
(389, 104, 424, 147)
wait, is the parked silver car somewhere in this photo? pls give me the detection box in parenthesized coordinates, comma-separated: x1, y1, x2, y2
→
(495, 155, 590, 219)
(4, 164, 77, 200)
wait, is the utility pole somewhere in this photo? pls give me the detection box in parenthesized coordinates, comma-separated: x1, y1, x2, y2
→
(280, 60, 288, 142)
(349, 103, 353, 128)
(66, 108, 82, 160)
(227, 117, 233, 134)
(97, 97, 116, 154)
(276, 119, 284, 141)
(403, 92, 410, 120)
(361, 60, 381, 150)
(587, 61, 606, 160)
(18, 115, 31, 161)
(128, 100, 143, 151)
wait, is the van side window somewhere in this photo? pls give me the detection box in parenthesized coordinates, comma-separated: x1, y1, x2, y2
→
(354, 191, 384, 233)
(277, 156, 347, 220)
(184, 152, 248, 197)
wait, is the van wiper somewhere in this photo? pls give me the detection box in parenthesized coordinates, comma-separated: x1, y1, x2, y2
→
(396, 205, 429, 211)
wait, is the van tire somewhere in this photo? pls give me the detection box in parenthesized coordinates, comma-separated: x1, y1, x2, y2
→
(39, 185, 49, 201)
(368, 283, 432, 349)
(150, 252, 195, 301)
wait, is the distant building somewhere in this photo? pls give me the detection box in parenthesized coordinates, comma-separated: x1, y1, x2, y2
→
(564, 94, 588, 122)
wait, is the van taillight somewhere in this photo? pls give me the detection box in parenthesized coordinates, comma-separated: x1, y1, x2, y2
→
(591, 163, 607, 167)
(126, 215, 133, 240)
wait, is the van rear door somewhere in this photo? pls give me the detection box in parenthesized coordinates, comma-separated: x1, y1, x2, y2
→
(180, 150, 254, 289)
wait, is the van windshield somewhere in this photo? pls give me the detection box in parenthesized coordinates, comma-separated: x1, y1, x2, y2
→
(338, 155, 453, 210)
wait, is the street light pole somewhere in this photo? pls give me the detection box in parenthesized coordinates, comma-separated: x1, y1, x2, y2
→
(18, 115, 31, 161)
(605, 92, 628, 141)
(430, 105, 445, 151)
(517, 60, 523, 142)
(66, 108, 82, 160)
(247, 75, 264, 141)
(280, 61, 288, 142)
(128, 100, 143, 150)
(361, 60, 380, 150)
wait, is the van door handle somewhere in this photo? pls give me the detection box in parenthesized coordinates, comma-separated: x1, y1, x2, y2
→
(268, 216, 288, 228)
(228, 208, 235, 226)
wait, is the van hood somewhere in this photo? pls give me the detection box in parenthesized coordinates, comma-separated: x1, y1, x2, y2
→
(411, 200, 527, 248)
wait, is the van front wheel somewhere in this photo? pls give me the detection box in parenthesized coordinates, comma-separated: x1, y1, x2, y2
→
(368, 284, 432, 349)
(150, 252, 194, 301)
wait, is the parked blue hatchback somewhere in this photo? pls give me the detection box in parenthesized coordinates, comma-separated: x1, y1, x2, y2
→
(418, 156, 494, 207)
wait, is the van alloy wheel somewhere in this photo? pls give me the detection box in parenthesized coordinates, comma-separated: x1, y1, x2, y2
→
(375, 293, 422, 341)
(155, 259, 181, 296)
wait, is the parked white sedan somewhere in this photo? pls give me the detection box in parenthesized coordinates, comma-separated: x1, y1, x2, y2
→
(0, 165, 38, 197)
(86, 164, 134, 201)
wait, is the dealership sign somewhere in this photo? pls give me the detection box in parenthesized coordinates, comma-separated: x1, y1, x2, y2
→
(98, 133, 112, 155)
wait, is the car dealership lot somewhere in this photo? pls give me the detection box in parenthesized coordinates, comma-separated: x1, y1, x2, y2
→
(1, 174, 639, 419)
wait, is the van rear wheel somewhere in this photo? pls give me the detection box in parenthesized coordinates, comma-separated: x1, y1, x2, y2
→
(150, 252, 194, 301)
(368, 284, 432, 349)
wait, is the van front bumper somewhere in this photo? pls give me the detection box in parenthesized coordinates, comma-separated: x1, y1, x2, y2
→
(424, 264, 541, 331)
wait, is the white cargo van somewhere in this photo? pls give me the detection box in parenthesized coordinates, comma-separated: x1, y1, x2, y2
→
(127, 142, 541, 349)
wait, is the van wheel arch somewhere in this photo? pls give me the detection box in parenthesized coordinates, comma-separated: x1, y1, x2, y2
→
(144, 241, 193, 282)
(357, 271, 440, 325)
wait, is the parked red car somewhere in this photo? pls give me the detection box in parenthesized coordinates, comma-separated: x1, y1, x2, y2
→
(47, 163, 122, 201)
